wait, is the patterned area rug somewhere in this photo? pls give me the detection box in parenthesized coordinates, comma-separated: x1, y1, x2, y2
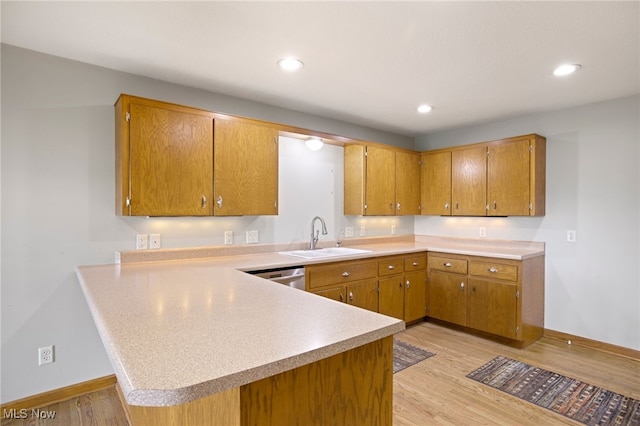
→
(467, 356, 640, 425)
(393, 339, 435, 374)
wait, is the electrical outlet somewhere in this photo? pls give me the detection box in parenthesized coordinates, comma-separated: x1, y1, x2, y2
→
(149, 234, 161, 249)
(136, 234, 148, 250)
(479, 227, 487, 237)
(38, 345, 54, 366)
(391, 225, 396, 235)
(345, 227, 354, 238)
(246, 230, 259, 244)
(360, 226, 366, 236)
(224, 231, 234, 245)
(567, 230, 577, 242)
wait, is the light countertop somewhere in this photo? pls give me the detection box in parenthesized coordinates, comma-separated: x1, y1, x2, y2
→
(77, 262, 405, 407)
(77, 235, 544, 407)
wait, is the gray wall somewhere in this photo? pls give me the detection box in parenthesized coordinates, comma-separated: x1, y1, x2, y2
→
(0, 44, 413, 403)
(415, 95, 640, 351)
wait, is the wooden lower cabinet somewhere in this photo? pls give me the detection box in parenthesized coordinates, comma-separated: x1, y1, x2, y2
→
(120, 337, 393, 426)
(307, 253, 427, 321)
(468, 278, 517, 339)
(426, 270, 467, 326)
(347, 280, 379, 311)
(427, 252, 544, 347)
(379, 276, 404, 319)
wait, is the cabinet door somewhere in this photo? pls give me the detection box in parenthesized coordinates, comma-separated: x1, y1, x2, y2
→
(378, 276, 404, 320)
(313, 286, 345, 303)
(129, 103, 213, 216)
(487, 139, 530, 216)
(421, 151, 452, 215)
(404, 270, 427, 322)
(468, 278, 517, 339)
(365, 145, 396, 216)
(214, 118, 278, 216)
(344, 145, 366, 215)
(428, 271, 467, 326)
(395, 151, 421, 215)
(451, 146, 486, 216)
(347, 280, 379, 312)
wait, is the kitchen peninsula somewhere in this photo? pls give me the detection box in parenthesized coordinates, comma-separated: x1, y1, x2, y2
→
(77, 260, 404, 425)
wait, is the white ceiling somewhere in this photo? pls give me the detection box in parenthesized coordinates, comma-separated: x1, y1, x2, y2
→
(2, 1, 639, 137)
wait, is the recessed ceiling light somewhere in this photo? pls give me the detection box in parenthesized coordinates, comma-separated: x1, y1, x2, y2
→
(553, 64, 582, 76)
(417, 104, 434, 114)
(277, 57, 304, 72)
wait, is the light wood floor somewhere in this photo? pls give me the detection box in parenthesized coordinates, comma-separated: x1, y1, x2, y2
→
(3, 322, 639, 425)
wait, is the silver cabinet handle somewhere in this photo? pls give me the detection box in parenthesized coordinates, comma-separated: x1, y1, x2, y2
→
(339, 293, 344, 302)
(349, 291, 354, 301)
(493, 201, 497, 210)
(217, 196, 223, 208)
(201, 195, 207, 209)
(388, 265, 395, 270)
(472, 284, 477, 292)
(455, 203, 459, 210)
(342, 271, 350, 277)
(460, 282, 465, 290)
(488, 267, 498, 273)
(445, 202, 449, 210)
(444, 262, 452, 267)
(412, 262, 419, 267)
(397, 202, 401, 211)
(406, 280, 411, 288)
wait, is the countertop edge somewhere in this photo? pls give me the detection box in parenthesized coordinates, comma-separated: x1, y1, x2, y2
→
(124, 321, 405, 406)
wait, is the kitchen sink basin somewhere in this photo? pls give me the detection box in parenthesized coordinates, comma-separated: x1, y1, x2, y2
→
(279, 247, 372, 259)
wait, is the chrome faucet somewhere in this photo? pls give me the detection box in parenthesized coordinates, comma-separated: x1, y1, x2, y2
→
(310, 216, 328, 250)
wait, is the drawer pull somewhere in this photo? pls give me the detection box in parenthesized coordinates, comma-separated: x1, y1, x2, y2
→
(342, 271, 350, 277)
(339, 293, 344, 301)
(201, 195, 207, 209)
(349, 291, 354, 301)
(488, 267, 498, 273)
(444, 202, 449, 210)
(406, 280, 411, 288)
(444, 262, 452, 267)
(472, 284, 477, 292)
(412, 262, 419, 267)
(460, 282, 465, 290)
(388, 265, 395, 270)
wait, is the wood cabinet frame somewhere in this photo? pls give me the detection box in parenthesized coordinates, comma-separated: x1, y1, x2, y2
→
(427, 252, 544, 348)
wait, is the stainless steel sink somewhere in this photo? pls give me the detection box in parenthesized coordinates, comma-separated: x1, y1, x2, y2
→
(279, 247, 372, 259)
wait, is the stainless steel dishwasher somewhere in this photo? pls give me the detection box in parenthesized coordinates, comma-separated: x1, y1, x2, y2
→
(247, 266, 306, 290)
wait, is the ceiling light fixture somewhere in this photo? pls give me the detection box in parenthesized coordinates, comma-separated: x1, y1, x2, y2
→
(305, 137, 324, 151)
(417, 104, 434, 114)
(277, 57, 304, 72)
(553, 64, 582, 76)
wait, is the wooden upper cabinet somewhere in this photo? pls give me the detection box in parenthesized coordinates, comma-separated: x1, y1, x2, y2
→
(421, 134, 545, 217)
(421, 151, 452, 215)
(213, 118, 278, 216)
(344, 144, 421, 216)
(487, 135, 546, 216)
(395, 151, 421, 215)
(116, 94, 214, 216)
(365, 145, 396, 215)
(451, 146, 487, 216)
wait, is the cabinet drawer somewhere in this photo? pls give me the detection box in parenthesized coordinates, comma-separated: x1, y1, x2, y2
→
(307, 260, 377, 289)
(469, 261, 518, 281)
(428, 255, 468, 274)
(404, 253, 427, 271)
(378, 257, 404, 276)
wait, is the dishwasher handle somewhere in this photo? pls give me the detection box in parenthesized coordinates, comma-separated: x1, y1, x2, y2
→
(268, 273, 305, 285)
